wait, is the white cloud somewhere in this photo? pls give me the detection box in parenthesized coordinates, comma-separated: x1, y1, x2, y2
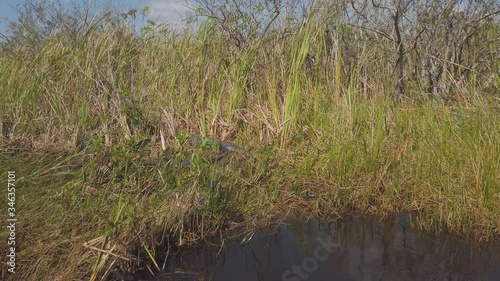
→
(146, 0, 194, 26)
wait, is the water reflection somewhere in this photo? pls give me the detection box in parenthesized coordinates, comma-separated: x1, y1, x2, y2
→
(135, 216, 500, 281)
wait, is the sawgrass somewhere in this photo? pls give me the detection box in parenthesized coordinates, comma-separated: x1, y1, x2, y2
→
(0, 11, 499, 280)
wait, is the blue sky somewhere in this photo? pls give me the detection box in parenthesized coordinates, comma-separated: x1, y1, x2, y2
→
(0, 0, 193, 36)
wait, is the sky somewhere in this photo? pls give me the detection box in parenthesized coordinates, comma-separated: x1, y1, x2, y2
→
(0, 0, 193, 37)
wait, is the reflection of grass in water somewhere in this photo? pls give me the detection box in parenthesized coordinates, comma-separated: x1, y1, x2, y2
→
(2, 102, 498, 278)
(0, 10, 498, 281)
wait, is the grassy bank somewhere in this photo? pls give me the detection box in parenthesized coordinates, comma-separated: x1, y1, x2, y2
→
(0, 8, 499, 280)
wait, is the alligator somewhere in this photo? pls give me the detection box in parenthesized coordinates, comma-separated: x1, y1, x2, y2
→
(141, 136, 243, 167)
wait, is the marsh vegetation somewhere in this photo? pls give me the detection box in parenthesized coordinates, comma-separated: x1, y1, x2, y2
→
(0, 0, 499, 279)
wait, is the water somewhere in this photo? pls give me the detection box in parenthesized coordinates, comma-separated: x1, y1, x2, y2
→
(121, 215, 500, 281)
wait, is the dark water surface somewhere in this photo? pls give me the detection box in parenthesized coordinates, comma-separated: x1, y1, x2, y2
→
(128, 216, 500, 281)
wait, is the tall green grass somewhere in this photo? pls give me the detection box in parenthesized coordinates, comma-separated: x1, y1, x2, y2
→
(0, 11, 498, 280)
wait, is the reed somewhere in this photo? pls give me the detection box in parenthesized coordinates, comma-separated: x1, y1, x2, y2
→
(0, 7, 498, 280)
